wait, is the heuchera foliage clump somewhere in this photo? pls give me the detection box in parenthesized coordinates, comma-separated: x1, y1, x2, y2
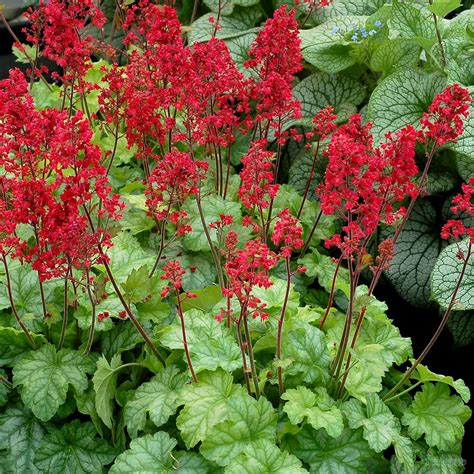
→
(0, 0, 473, 472)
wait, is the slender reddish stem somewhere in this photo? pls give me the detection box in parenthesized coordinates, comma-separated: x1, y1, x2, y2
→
(277, 257, 292, 396)
(176, 291, 198, 383)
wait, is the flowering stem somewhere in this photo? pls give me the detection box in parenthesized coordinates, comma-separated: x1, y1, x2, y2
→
(195, 194, 225, 287)
(344, 142, 439, 368)
(276, 257, 291, 396)
(319, 255, 343, 330)
(330, 264, 357, 396)
(300, 210, 323, 257)
(103, 258, 166, 366)
(149, 221, 166, 278)
(243, 311, 260, 398)
(297, 139, 320, 220)
(429, 0, 447, 68)
(176, 291, 198, 383)
(84, 269, 96, 355)
(236, 311, 252, 395)
(1, 254, 36, 349)
(58, 265, 71, 350)
(383, 242, 472, 401)
(82, 207, 166, 365)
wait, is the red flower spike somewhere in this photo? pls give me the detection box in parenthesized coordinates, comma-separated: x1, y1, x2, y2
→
(271, 209, 304, 258)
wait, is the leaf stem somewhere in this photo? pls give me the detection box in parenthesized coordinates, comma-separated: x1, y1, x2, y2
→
(243, 311, 260, 398)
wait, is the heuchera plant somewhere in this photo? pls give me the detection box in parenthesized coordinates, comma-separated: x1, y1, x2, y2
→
(0, 0, 472, 472)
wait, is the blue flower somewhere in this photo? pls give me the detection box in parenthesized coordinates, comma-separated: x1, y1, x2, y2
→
(369, 29, 377, 36)
(351, 34, 359, 42)
(360, 28, 368, 38)
(332, 26, 339, 34)
(374, 20, 383, 27)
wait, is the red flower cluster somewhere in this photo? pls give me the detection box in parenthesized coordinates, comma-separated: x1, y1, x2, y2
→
(310, 106, 338, 139)
(245, 6, 302, 129)
(271, 209, 304, 257)
(238, 141, 279, 210)
(420, 84, 471, 146)
(0, 70, 122, 280)
(25, 0, 105, 80)
(223, 239, 278, 320)
(160, 260, 186, 298)
(441, 177, 474, 242)
(318, 115, 418, 256)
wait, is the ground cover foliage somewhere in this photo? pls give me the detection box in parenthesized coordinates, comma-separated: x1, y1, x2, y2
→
(0, 0, 473, 472)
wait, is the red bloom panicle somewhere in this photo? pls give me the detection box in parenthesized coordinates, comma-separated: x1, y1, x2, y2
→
(238, 141, 279, 209)
(271, 209, 304, 257)
(319, 115, 418, 257)
(161, 260, 186, 297)
(185, 38, 250, 147)
(0, 70, 122, 280)
(25, 0, 105, 81)
(441, 177, 474, 243)
(310, 106, 338, 139)
(145, 150, 208, 222)
(245, 6, 302, 130)
(223, 238, 278, 320)
(420, 84, 471, 146)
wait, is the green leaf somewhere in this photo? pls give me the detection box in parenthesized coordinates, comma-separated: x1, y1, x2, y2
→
(367, 68, 446, 145)
(0, 327, 45, 367)
(0, 262, 59, 330)
(390, 1, 436, 46)
(299, 250, 350, 297)
(12, 344, 95, 421)
(384, 199, 444, 308)
(100, 321, 143, 360)
(282, 386, 344, 438)
(284, 323, 330, 385)
(315, 0, 389, 20)
(226, 32, 257, 75)
(106, 232, 154, 283)
(159, 309, 242, 373)
(412, 364, 470, 403)
(177, 370, 243, 448)
(176, 252, 217, 290)
(200, 395, 277, 466)
(370, 38, 421, 76)
(34, 420, 115, 473)
(124, 366, 186, 438)
(180, 285, 223, 313)
(427, 0, 461, 18)
(0, 407, 46, 474)
(340, 314, 412, 399)
(0, 369, 8, 407)
(202, 0, 259, 16)
(182, 194, 242, 252)
(449, 99, 474, 181)
(447, 310, 474, 348)
(226, 439, 307, 473)
(402, 383, 471, 450)
(92, 354, 123, 429)
(188, 9, 260, 44)
(431, 239, 474, 310)
(300, 16, 367, 73)
(110, 431, 210, 473)
(121, 266, 152, 304)
(291, 73, 366, 127)
(285, 425, 376, 473)
(342, 394, 401, 452)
